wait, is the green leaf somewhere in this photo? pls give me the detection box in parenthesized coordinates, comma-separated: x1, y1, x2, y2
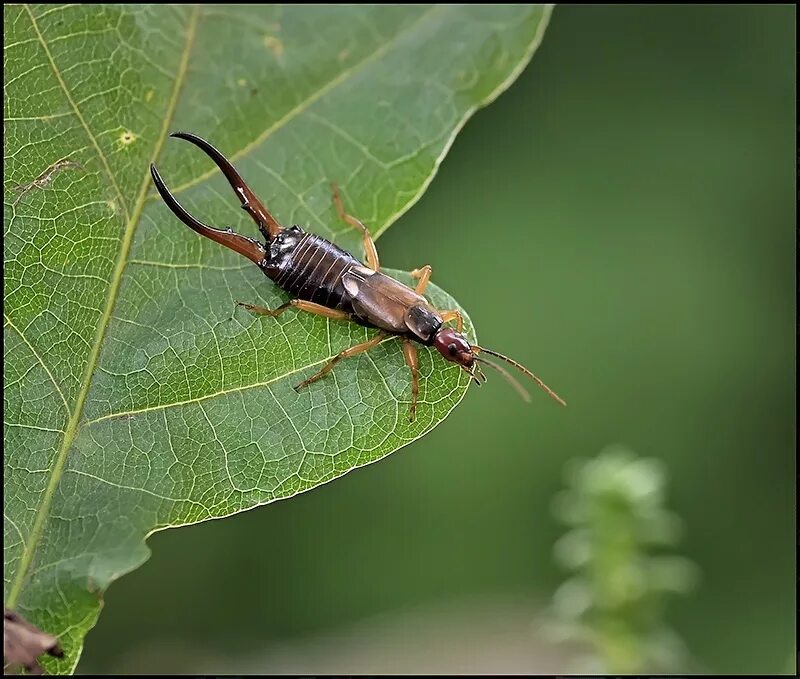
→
(3, 4, 552, 672)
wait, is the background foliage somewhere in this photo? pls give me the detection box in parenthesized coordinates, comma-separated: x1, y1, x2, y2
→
(549, 446, 700, 674)
(84, 5, 794, 674)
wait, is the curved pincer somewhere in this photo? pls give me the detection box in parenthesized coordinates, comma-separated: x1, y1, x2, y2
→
(168, 131, 283, 240)
(150, 162, 267, 267)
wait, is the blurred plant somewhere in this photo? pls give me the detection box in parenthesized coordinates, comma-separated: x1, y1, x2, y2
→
(547, 445, 700, 674)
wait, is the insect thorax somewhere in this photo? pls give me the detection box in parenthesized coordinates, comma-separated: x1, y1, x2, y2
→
(259, 225, 306, 277)
(405, 304, 443, 344)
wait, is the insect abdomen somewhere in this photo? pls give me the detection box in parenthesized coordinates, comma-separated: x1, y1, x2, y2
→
(273, 233, 360, 310)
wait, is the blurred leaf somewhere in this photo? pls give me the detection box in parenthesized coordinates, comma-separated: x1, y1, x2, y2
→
(3, 3, 553, 673)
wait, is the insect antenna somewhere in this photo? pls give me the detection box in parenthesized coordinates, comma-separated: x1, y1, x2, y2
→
(461, 365, 483, 386)
(474, 346, 566, 406)
(474, 356, 531, 402)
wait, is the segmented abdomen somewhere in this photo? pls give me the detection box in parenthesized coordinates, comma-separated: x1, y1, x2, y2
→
(273, 233, 360, 310)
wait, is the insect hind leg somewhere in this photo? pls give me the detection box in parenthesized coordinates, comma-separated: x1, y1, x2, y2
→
(294, 333, 386, 391)
(401, 339, 420, 422)
(237, 298, 349, 320)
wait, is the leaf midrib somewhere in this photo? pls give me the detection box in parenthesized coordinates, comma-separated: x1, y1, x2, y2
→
(84, 333, 403, 427)
(5, 4, 200, 609)
(147, 4, 442, 200)
(5, 4, 444, 609)
(5, 2, 546, 616)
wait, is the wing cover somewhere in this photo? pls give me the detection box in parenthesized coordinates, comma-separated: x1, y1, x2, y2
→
(343, 268, 441, 340)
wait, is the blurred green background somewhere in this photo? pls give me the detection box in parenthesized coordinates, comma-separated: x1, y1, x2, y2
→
(79, 5, 795, 674)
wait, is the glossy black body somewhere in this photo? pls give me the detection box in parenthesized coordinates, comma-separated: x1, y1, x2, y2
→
(259, 226, 357, 308)
(258, 224, 444, 344)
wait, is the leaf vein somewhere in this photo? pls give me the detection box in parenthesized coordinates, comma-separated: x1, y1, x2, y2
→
(4, 313, 71, 417)
(84, 334, 399, 427)
(23, 3, 130, 219)
(152, 5, 442, 200)
(4, 4, 201, 611)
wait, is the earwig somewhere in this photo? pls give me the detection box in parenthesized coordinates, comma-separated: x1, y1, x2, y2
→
(150, 132, 566, 421)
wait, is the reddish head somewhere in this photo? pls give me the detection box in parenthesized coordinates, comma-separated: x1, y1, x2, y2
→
(433, 327, 475, 368)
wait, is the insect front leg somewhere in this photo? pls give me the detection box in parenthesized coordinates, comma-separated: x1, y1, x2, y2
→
(237, 298, 349, 320)
(294, 333, 387, 391)
(407, 263, 464, 333)
(401, 339, 420, 422)
(439, 309, 464, 334)
(331, 182, 380, 271)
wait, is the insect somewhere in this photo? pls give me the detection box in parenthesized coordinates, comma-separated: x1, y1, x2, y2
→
(150, 132, 566, 421)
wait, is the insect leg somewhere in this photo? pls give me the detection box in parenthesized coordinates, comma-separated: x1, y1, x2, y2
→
(294, 333, 386, 391)
(401, 339, 420, 422)
(409, 265, 432, 295)
(439, 310, 464, 334)
(331, 182, 380, 271)
(237, 299, 349, 320)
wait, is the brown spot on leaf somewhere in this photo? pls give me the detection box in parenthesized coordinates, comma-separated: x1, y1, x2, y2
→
(11, 159, 84, 205)
(120, 130, 137, 146)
